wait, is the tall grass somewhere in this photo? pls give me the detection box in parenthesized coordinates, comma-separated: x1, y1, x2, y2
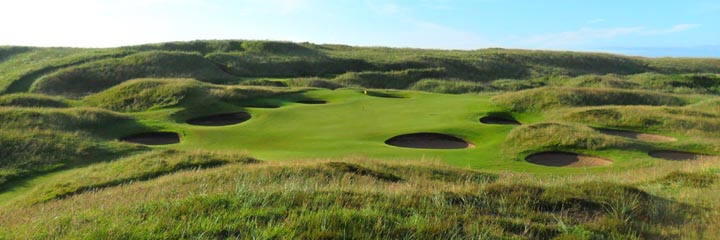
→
(333, 68, 445, 89)
(0, 107, 141, 137)
(0, 93, 70, 108)
(32, 51, 234, 96)
(85, 78, 208, 112)
(491, 87, 693, 112)
(409, 78, 489, 94)
(503, 122, 638, 158)
(0, 157, 701, 239)
(17, 149, 256, 204)
(0, 48, 132, 94)
(559, 106, 720, 138)
(0, 128, 137, 187)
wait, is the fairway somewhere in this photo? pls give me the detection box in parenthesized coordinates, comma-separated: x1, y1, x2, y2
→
(177, 89, 507, 166)
(122, 88, 673, 173)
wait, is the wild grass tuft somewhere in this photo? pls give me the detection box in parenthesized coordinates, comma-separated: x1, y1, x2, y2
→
(492, 87, 692, 112)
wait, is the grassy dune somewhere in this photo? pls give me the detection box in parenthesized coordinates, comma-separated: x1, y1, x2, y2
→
(491, 87, 694, 112)
(2, 153, 717, 239)
(1, 40, 719, 238)
(32, 51, 235, 96)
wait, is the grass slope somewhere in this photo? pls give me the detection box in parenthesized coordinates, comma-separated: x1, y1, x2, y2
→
(32, 51, 235, 96)
(1, 155, 713, 239)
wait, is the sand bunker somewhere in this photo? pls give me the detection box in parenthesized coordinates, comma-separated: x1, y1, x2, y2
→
(120, 132, 180, 145)
(385, 133, 473, 149)
(366, 91, 405, 98)
(296, 99, 327, 104)
(479, 116, 521, 125)
(526, 152, 612, 167)
(597, 129, 676, 142)
(186, 112, 251, 126)
(648, 151, 719, 161)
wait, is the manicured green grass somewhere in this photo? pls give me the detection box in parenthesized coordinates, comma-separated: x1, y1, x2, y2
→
(74, 88, 710, 174)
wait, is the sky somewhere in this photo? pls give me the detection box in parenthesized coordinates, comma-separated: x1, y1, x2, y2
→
(1, 0, 718, 57)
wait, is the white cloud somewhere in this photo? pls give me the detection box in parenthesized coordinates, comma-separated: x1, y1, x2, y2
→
(517, 24, 700, 49)
(642, 24, 700, 35)
(520, 27, 645, 48)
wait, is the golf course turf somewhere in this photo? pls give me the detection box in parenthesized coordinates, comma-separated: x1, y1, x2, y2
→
(2, 40, 720, 239)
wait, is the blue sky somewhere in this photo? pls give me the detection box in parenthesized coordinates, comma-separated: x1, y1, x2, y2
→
(1, 0, 718, 57)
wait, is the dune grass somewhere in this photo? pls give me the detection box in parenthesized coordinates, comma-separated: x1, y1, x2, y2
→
(558, 106, 720, 138)
(502, 122, 642, 159)
(0, 107, 143, 137)
(32, 51, 235, 96)
(491, 87, 695, 112)
(0, 155, 711, 239)
(15, 149, 256, 205)
(0, 128, 138, 187)
(0, 48, 132, 94)
(0, 93, 71, 108)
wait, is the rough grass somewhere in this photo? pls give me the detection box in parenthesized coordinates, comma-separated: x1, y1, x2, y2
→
(409, 78, 489, 94)
(503, 122, 638, 158)
(0, 48, 132, 94)
(657, 170, 719, 188)
(287, 77, 344, 89)
(0, 93, 70, 108)
(0, 107, 141, 137)
(124, 40, 245, 54)
(0, 128, 137, 187)
(492, 87, 693, 112)
(559, 106, 720, 137)
(2, 41, 720, 96)
(333, 68, 446, 89)
(31, 51, 235, 96)
(206, 51, 370, 78)
(85, 78, 300, 113)
(17, 149, 257, 204)
(688, 98, 720, 114)
(0, 157, 698, 239)
(85, 78, 208, 112)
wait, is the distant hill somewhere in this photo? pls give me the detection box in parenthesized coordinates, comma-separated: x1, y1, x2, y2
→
(1, 40, 719, 97)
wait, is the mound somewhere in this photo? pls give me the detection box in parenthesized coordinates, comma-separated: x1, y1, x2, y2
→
(86, 78, 207, 112)
(491, 87, 689, 112)
(186, 112, 251, 126)
(479, 116, 521, 125)
(648, 151, 719, 161)
(561, 106, 720, 137)
(526, 152, 612, 167)
(385, 133, 473, 149)
(0, 93, 69, 108)
(32, 51, 234, 96)
(120, 132, 180, 145)
(596, 129, 676, 142)
(296, 99, 327, 104)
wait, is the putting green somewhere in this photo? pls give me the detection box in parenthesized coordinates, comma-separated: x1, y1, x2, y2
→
(142, 89, 657, 172)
